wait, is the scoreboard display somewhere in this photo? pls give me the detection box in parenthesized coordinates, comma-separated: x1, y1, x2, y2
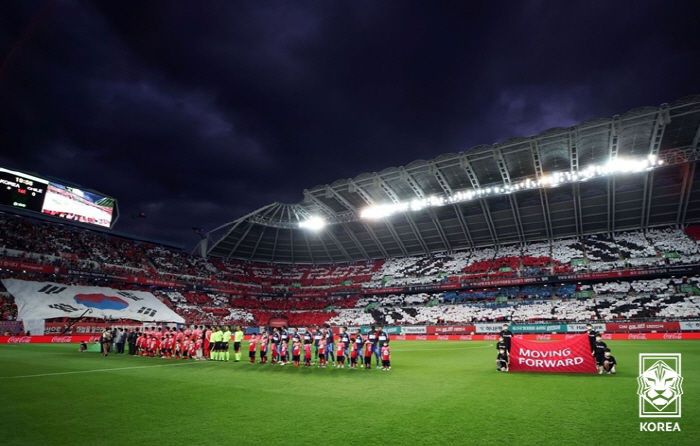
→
(0, 168, 47, 213)
(0, 166, 116, 228)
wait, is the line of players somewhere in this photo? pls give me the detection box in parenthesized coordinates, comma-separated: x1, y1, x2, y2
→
(249, 325, 392, 370)
(128, 324, 392, 370)
(493, 323, 618, 374)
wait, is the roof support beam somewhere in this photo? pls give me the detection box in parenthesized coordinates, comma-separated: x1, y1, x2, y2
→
(676, 161, 696, 225)
(382, 220, 409, 256)
(569, 127, 579, 172)
(269, 228, 279, 262)
(530, 137, 553, 239)
(323, 228, 353, 263)
(349, 179, 376, 206)
(374, 173, 401, 204)
(229, 224, 255, 258)
(640, 171, 654, 229)
(361, 222, 390, 258)
(453, 204, 474, 247)
(609, 116, 621, 162)
(568, 129, 584, 236)
(354, 178, 410, 256)
(300, 228, 315, 264)
(648, 104, 671, 158)
(400, 167, 425, 199)
(425, 162, 454, 250)
(607, 177, 616, 233)
(324, 187, 390, 258)
(691, 120, 700, 159)
(340, 225, 371, 261)
(404, 213, 431, 254)
(305, 190, 370, 261)
(572, 183, 583, 236)
(493, 144, 524, 241)
(460, 153, 498, 245)
(430, 161, 454, 194)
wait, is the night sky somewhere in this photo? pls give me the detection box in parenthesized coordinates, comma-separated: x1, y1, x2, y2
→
(1, 1, 698, 249)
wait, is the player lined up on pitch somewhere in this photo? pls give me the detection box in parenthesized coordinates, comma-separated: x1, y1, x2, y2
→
(110, 324, 392, 370)
(249, 324, 391, 370)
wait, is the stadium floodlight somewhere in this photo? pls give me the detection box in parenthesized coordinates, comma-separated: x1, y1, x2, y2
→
(359, 155, 665, 221)
(299, 216, 326, 230)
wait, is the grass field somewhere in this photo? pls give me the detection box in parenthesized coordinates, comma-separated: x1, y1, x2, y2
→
(1, 340, 698, 446)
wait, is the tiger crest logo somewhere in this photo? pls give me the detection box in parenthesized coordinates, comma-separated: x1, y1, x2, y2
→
(637, 354, 683, 418)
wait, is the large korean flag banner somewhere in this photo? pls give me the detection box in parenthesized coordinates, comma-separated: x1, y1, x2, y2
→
(2, 279, 185, 323)
(509, 334, 597, 373)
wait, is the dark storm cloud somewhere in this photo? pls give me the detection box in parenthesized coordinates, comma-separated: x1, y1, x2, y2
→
(0, 0, 698, 249)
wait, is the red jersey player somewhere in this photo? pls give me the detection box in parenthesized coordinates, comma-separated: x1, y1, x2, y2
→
(318, 339, 327, 367)
(381, 342, 391, 371)
(350, 342, 359, 369)
(195, 337, 203, 360)
(182, 338, 191, 359)
(303, 342, 312, 367)
(249, 334, 258, 364)
(336, 342, 345, 368)
(292, 341, 301, 367)
(279, 342, 288, 365)
(364, 341, 373, 369)
(259, 330, 269, 364)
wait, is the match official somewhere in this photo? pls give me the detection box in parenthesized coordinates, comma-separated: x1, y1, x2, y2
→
(234, 325, 244, 362)
(222, 325, 232, 362)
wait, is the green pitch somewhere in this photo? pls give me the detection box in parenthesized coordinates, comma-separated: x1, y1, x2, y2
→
(0, 341, 698, 446)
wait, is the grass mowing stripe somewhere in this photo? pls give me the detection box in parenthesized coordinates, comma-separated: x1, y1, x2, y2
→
(0, 360, 203, 379)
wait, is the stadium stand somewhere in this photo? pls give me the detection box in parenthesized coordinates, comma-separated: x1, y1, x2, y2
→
(2, 211, 700, 328)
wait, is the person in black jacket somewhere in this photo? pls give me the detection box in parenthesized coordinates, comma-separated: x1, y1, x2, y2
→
(127, 328, 138, 355)
(500, 324, 513, 352)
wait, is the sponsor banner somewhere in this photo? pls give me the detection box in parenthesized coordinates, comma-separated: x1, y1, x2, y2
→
(511, 324, 568, 333)
(6, 333, 697, 343)
(554, 265, 700, 282)
(680, 321, 700, 331)
(2, 278, 185, 323)
(408, 282, 462, 292)
(567, 323, 606, 333)
(605, 322, 680, 332)
(0, 259, 58, 274)
(390, 333, 700, 341)
(426, 325, 476, 334)
(402, 326, 427, 334)
(358, 326, 401, 334)
(509, 335, 597, 373)
(288, 292, 330, 298)
(468, 276, 548, 288)
(475, 323, 504, 333)
(362, 287, 406, 295)
(0, 335, 101, 344)
(43, 322, 142, 335)
(125, 276, 181, 288)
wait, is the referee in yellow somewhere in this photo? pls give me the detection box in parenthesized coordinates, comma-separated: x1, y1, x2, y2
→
(222, 325, 232, 362)
(233, 326, 244, 362)
(210, 326, 223, 361)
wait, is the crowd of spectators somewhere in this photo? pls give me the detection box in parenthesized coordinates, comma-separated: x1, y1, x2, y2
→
(2, 212, 700, 329)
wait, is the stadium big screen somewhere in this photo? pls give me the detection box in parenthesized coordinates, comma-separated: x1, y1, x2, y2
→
(0, 166, 116, 228)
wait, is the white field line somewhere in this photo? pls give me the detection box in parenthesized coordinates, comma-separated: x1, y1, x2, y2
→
(0, 361, 203, 379)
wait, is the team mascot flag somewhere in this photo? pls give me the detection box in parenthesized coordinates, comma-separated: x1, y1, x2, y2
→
(509, 334, 597, 373)
(2, 279, 185, 323)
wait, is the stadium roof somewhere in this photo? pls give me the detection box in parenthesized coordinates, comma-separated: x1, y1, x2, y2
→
(206, 95, 700, 264)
